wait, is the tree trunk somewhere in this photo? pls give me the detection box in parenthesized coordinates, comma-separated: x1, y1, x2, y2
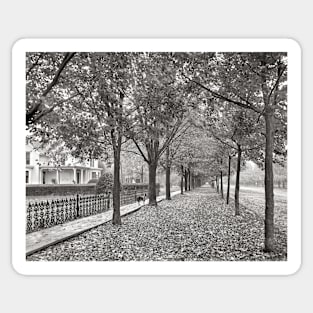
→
(112, 144, 121, 225)
(188, 168, 191, 191)
(220, 170, 224, 199)
(220, 159, 224, 199)
(264, 108, 275, 252)
(180, 165, 184, 194)
(227, 155, 231, 205)
(216, 175, 219, 193)
(165, 166, 171, 200)
(184, 169, 188, 191)
(191, 173, 195, 189)
(148, 161, 157, 206)
(235, 145, 241, 215)
(165, 146, 171, 200)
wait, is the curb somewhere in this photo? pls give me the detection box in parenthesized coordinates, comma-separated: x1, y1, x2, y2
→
(26, 191, 181, 257)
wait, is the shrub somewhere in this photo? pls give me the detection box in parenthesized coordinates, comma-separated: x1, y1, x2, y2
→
(95, 172, 114, 194)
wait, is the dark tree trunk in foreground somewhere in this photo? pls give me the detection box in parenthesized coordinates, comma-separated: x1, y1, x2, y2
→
(148, 161, 157, 206)
(235, 145, 241, 216)
(165, 146, 171, 200)
(261, 55, 285, 252)
(220, 171, 224, 199)
(112, 143, 122, 225)
(227, 155, 231, 205)
(165, 165, 171, 200)
(184, 169, 188, 191)
(188, 168, 191, 191)
(216, 175, 219, 193)
(264, 108, 275, 252)
(180, 165, 184, 194)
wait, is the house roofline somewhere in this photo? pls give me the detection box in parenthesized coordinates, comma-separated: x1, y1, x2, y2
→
(39, 165, 102, 170)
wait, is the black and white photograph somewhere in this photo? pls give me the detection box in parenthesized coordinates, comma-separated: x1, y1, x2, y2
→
(12, 39, 301, 275)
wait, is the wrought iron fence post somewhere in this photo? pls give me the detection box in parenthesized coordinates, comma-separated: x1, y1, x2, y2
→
(76, 194, 80, 218)
(107, 192, 110, 209)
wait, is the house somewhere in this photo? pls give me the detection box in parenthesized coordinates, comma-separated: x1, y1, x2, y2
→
(26, 141, 102, 185)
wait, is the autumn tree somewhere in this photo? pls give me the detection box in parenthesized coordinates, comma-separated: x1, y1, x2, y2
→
(182, 52, 287, 251)
(158, 123, 191, 200)
(129, 53, 188, 205)
(170, 123, 221, 194)
(30, 52, 136, 225)
(207, 104, 264, 212)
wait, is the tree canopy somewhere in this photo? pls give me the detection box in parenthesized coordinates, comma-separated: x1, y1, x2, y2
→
(26, 51, 288, 252)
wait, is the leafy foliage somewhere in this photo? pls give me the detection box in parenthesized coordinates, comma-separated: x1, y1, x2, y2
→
(129, 53, 189, 165)
(26, 52, 76, 126)
(95, 172, 114, 194)
(26, 51, 288, 248)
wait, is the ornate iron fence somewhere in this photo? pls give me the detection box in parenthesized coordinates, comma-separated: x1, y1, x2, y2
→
(26, 193, 111, 234)
(120, 189, 147, 206)
(26, 188, 149, 234)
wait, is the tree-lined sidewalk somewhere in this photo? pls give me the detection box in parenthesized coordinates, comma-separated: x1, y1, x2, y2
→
(26, 190, 181, 256)
(27, 186, 287, 261)
(26, 52, 287, 253)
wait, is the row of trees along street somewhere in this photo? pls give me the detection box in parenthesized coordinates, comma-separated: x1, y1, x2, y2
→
(26, 52, 287, 252)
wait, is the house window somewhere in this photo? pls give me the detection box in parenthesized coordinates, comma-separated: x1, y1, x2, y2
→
(26, 152, 30, 165)
(26, 171, 29, 184)
(90, 159, 95, 167)
(92, 172, 97, 179)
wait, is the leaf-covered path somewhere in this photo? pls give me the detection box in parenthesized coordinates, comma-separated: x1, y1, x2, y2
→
(27, 186, 287, 261)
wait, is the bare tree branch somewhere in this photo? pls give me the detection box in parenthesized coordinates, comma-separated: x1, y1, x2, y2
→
(132, 138, 149, 163)
(121, 149, 143, 157)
